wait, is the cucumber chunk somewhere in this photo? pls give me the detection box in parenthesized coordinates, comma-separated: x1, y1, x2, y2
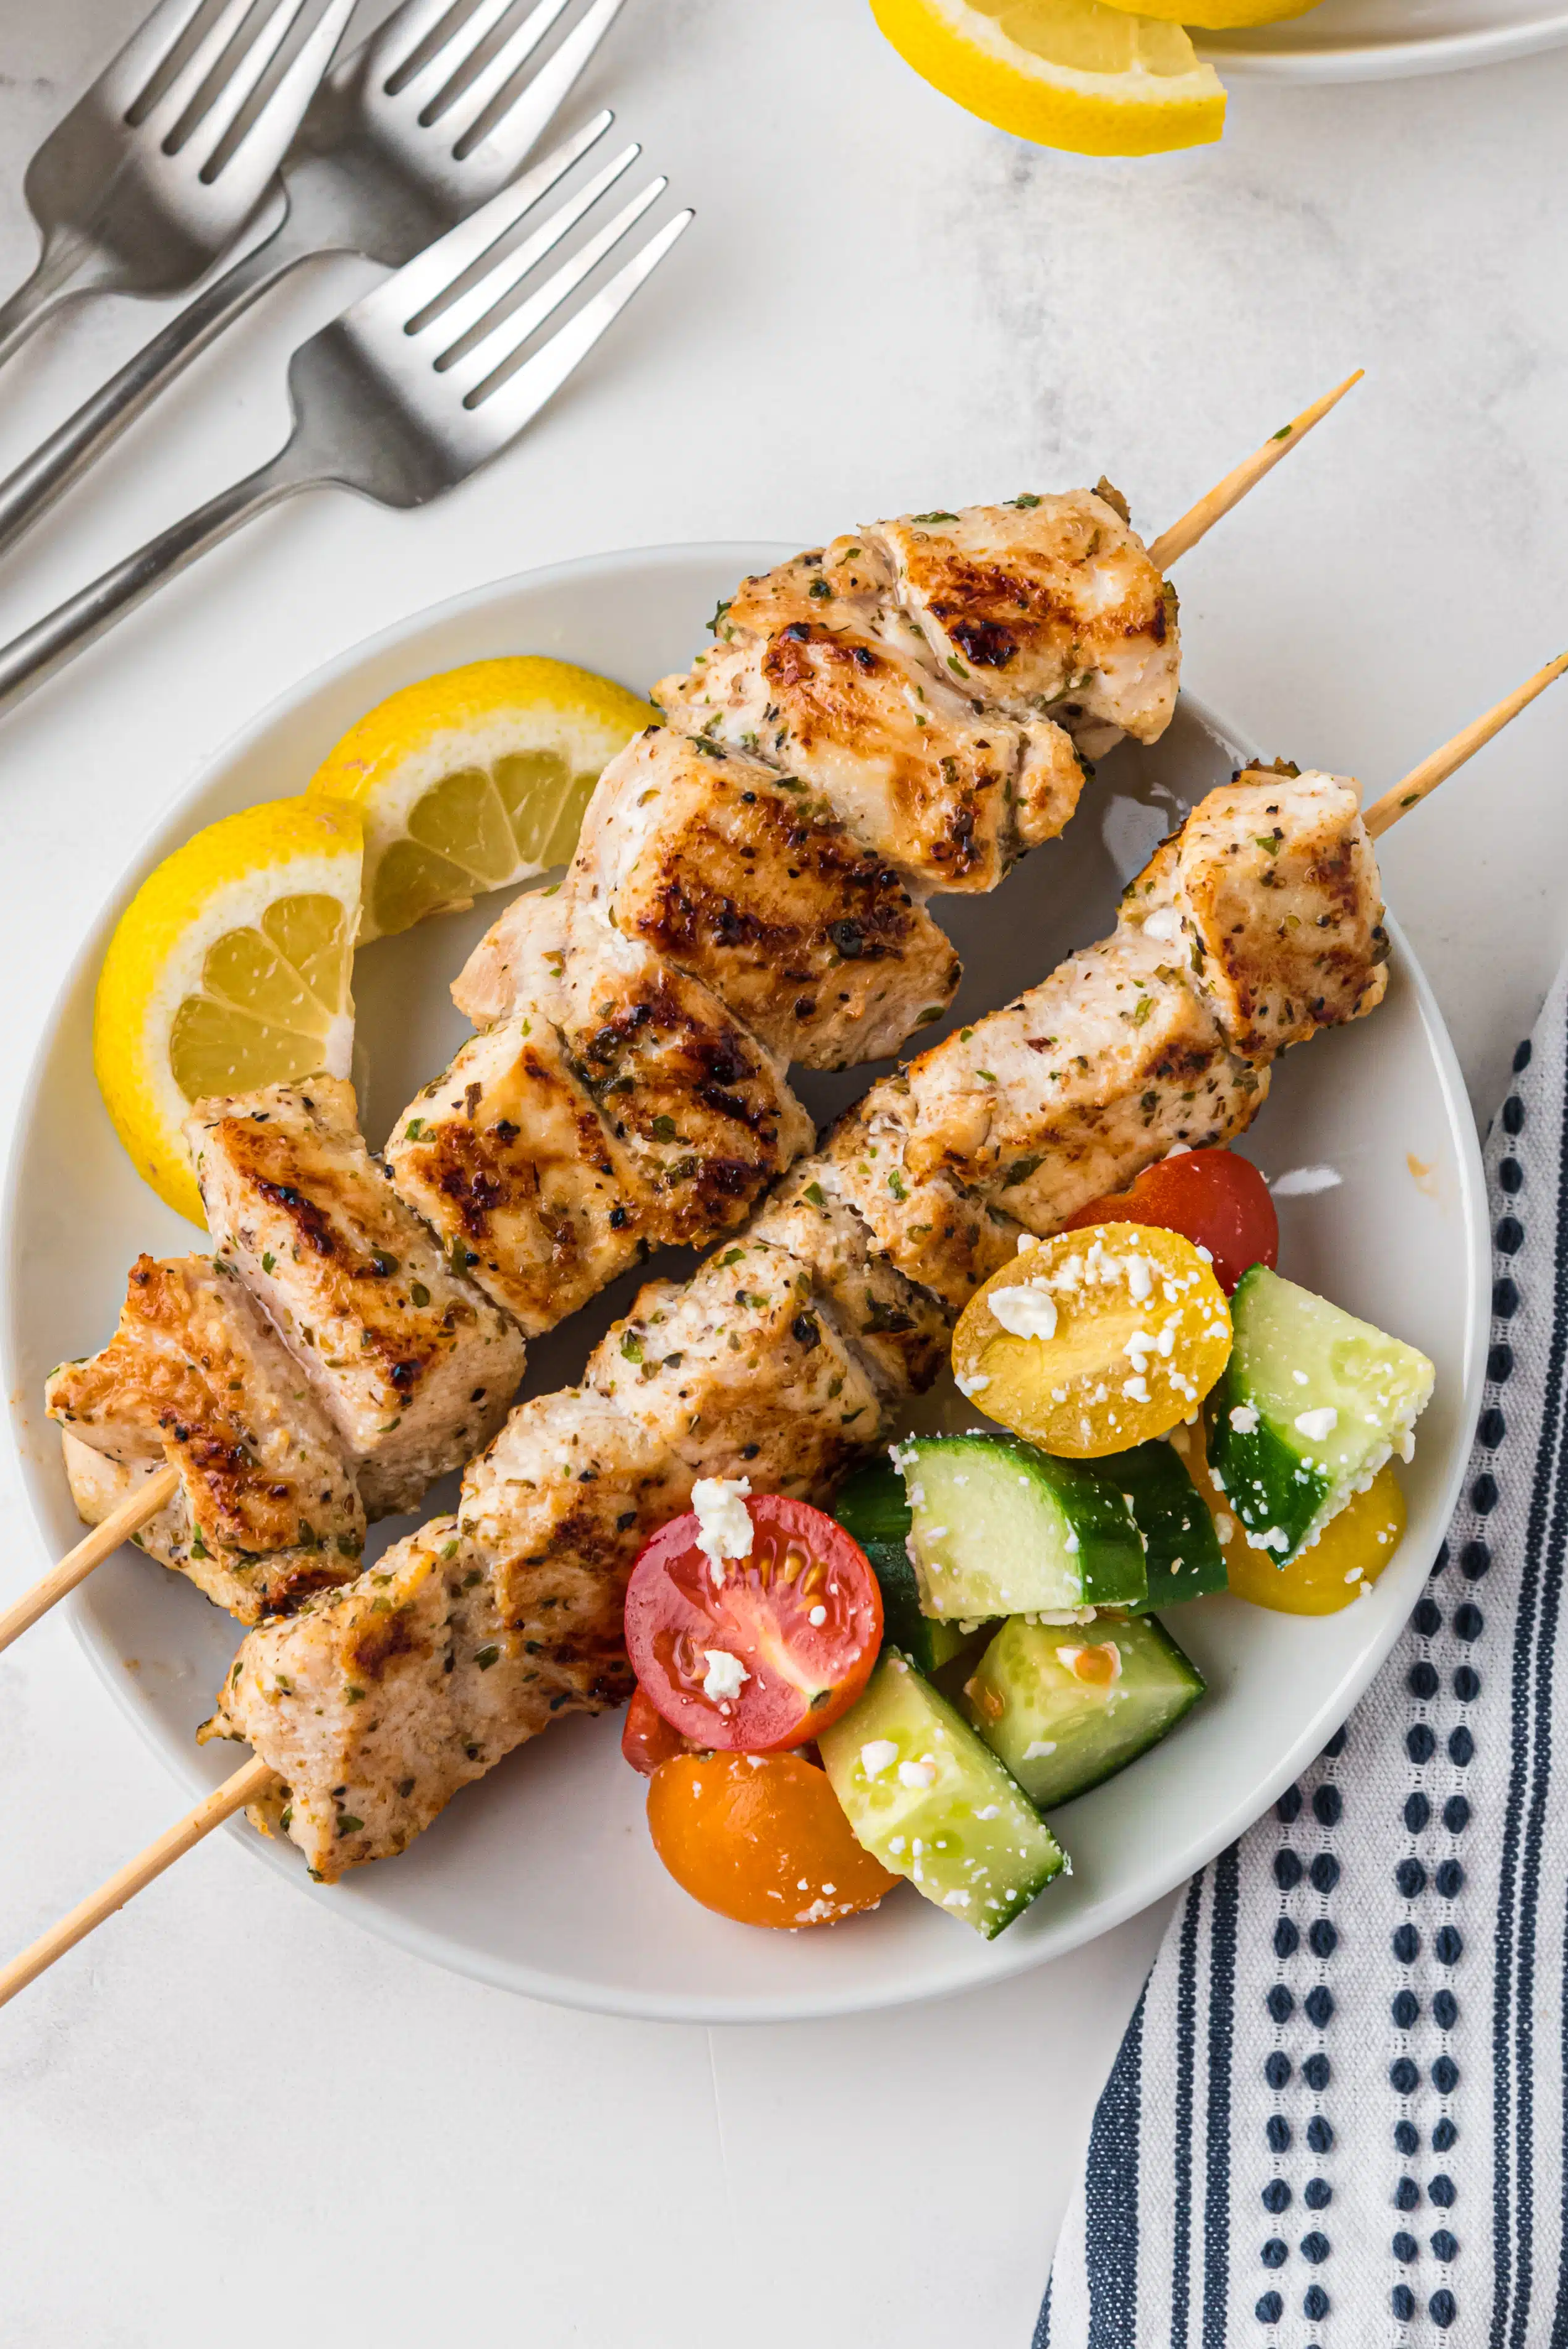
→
(832, 1463, 989, 1673)
(963, 1612, 1206, 1808)
(894, 1434, 1148, 1619)
(820, 1653, 1066, 1937)
(1207, 1265, 1435, 1563)
(1116, 1438, 1227, 1607)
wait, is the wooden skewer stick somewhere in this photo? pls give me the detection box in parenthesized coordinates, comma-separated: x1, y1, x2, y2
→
(0, 1755, 277, 2012)
(1148, 370, 1365, 573)
(0, 1464, 179, 1657)
(1363, 650, 1568, 838)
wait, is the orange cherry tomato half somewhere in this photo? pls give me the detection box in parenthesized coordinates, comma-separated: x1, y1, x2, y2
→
(1065, 1147, 1278, 1296)
(646, 1750, 899, 1927)
(621, 1686, 705, 1777)
(624, 1493, 883, 1752)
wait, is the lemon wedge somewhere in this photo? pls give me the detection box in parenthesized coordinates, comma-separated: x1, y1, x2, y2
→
(871, 0, 1226, 155)
(95, 796, 362, 1226)
(307, 655, 657, 942)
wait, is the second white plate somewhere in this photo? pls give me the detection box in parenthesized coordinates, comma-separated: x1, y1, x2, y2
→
(1200, 0, 1568, 80)
(2, 543, 1488, 2021)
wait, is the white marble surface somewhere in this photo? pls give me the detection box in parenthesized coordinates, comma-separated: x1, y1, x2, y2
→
(2, 5, 1567, 2343)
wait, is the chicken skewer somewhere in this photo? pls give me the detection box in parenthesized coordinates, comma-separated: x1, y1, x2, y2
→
(6, 386, 1358, 1659)
(396, 379, 1363, 1332)
(4, 651, 1559, 2007)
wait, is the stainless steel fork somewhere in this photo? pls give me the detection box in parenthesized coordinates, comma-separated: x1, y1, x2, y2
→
(0, 0, 355, 368)
(0, 126, 691, 722)
(0, 0, 622, 563)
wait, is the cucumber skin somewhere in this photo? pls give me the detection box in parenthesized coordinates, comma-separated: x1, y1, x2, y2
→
(1206, 1391, 1328, 1558)
(820, 1654, 1066, 1938)
(965, 1612, 1206, 1809)
(1116, 1440, 1228, 1607)
(833, 1461, 912, 1549)
(904, 1434, 1148, 1617)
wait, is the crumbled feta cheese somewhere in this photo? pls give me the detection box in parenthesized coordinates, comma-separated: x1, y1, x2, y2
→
(701, 1649, 748, 1703)
(1122, 1375, 1150, 1403)
(898, 1758, 938, 1791)
(1228, 1404, 1260, 1434)
(976, 1804, 1001, 1820)
(1126, 1253, 1153, 1302)
(1215, 1512, 1237, 1544)
(860, 1739, 899, 1779)
(1270, 1164, 1342, 1197)
(943, 1890, 972, 1908)
(1294, 1406, 1339, 1442)
(1023, 1738, 1058, 1760)
(955, 1370, 990, 1396)
(807, 1604, 827, 1626)
(988, 1283, 1059, 1341)
(692, 1476, 753, 1584)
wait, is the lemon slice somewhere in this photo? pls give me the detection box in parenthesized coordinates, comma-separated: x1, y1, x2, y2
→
(95, 796, 362, 1226)
(872, 0, 1226, 155)
(307, 655, 657, 942)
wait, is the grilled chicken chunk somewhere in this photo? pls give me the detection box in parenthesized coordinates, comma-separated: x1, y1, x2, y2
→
(745, 1167, 952, 1397)
(460, 1386, 689, 1636)
(391, 902, 813, 1330)
(566, 728, 960, 1067)
(588, 1232, 884, 1489)
(1148, 767, 1389, 1059)
(188, 1077, 525, 1516)
(869, 489, 1179, 757)
(201, 1517, 614, 1879)
(659, 526, 1088, 896)
(48, 1255, 363, 1621)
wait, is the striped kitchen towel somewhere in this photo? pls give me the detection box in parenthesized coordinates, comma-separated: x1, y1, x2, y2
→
(1038, 968, 1567, 2348)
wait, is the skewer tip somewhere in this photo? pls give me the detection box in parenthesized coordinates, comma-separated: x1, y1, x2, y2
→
(1362, 648, 1568, 839)
(1149, 369, 1365, 574)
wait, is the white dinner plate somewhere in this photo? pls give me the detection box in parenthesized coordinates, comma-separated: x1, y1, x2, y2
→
(1198, 0, 1568, 80)
(2, 543, 1487, 2023)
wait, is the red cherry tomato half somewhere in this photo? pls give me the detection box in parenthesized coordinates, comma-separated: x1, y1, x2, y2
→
(624, 1494, 883, 1753)
(1064, 1147, 1278, 1296)
(622, 1686, 706, 1777)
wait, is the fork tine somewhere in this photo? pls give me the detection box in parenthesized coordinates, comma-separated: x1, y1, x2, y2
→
(190, 0, 356, 174)
(394, 0, 518, 111)
(138, 0, 265, 140)
(464, 0, 623, 171)
(360, 109, 612, 326)
(360, 0, 465, 84)
(179, 0, 306, 167)
(436, 0, 573, 142)
(439, 175, 666, 399)
(412, 140, 639, 349)
(103, 0, 213, 116)
(466, 207, 693, 438)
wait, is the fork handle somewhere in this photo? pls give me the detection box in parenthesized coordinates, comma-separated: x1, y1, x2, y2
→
(0, 448, 310, 721)
(0, 233, 112, 374)
(0, 211, 323, 567)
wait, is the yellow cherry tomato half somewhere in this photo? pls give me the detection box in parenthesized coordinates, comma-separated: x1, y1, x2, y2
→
(1176, 1421, 1407, 1613)
(951, 1221, 1232, 1458)
(646, 1751, 900, 1929)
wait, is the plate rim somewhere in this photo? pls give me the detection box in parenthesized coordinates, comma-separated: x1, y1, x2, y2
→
(1197, 4, 1568, 80)
(1, 540, 1490, 2023)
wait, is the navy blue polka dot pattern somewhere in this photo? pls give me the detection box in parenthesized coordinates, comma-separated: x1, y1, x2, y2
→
(1036, 1013, 1568, 2347)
